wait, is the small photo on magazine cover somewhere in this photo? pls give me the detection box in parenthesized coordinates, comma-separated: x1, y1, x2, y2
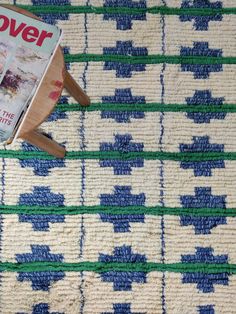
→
(0, 38, 16, 83)
(0, 44, 49, 108)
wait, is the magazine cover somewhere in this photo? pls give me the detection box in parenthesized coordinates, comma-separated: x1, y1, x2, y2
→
(0, 6, 62, 142)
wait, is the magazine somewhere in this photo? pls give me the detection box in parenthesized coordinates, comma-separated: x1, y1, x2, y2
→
(0, 6, 62, 142)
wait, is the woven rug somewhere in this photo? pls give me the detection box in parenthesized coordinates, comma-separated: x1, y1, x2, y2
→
(0, 1, 235, 313)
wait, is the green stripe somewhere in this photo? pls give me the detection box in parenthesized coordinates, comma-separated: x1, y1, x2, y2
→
(1, 150, 236, 161)
(57, 102, 236, 113)
(17, 5, 236, 15)
(0, 261, 235, 273)
(0, 204, 235, 217)
(65, 54, 236, 65)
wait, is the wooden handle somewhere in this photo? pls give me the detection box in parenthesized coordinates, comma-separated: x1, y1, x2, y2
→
(21, 130, 66, 158)
(64, 71, 90, 106)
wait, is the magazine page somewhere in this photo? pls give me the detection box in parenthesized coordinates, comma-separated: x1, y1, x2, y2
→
(0, 38, 16, 84)
(0, 6, 62, 142)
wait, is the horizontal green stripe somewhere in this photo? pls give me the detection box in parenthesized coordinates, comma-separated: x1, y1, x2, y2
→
(0, 261, 235, 273)
(65, 54, 236, 65)
(17, 5, 236, 16)
(0, 204, 235, 217)
(57, 103, 236, 113)
(1, 150, 236, 161)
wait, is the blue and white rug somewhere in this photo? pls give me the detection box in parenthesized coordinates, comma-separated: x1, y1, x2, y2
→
(0, 1, 235, 313)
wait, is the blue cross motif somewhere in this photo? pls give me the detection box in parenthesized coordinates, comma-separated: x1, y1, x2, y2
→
(182, 247, 228, 293)
(180, 0, 222, 30)
(17, 303, 64, 314)
(99, 246, 146, 291)
(19, 186, 64, 207)
(182, 272, 228, 293)
(17, 271, 65, 292)
(102, 88, 145, 123)
(103, 41, 148, 78)
(185, 90, 226, 123)
(198, 305, 215, 314)
(99, 245, 146, 263)
(19, 186, 65, 231)
(100, 214, 145, 232)
(100, 185, 145, 231)
(180, 42, 222, 79)
(100, 271, 146, 291)
(100, 134, 144, 175)
(19, 215, 65, 232)
(180, 187, 226, 234)
(16, 246, 65, 291)
(20, 158, 65, 176)
(180, 187, 226, 209)
(100, 159, 144, 175)
(180, 136, 224, 152)
(16, 245, 64, 263)
(20, 134, 65, 176)
(100, 186, 145, 206)
(32, 0, 70, 24)
(100, 134, 144, 153)
(102, 303, 145, 314)
(180, 216, 227, 234)
(181, 247, 228, 264)
(20, 158, 65, 177)
(180, 136, 225, 176)
(16, 246, 65, 295)
(103, 0, 146, 30)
